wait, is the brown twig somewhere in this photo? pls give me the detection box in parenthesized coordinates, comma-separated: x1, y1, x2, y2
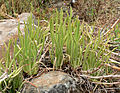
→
(104, 63, 120, 71)
(25, 81, 38, 88)
(103, 17, 120, 37)
(80, 74, 120, 79)
(93, 81, 120, 85)
(81, 63, 104, 74)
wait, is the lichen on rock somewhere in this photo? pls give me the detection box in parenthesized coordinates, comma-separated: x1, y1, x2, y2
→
(22, 71, 79, 93)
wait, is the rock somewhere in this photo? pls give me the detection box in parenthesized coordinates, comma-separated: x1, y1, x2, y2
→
(18, 13, 37, 25)
(0, 13, 37, 59)
(22, 71, 79, 93)
(0, 13, 30, 45)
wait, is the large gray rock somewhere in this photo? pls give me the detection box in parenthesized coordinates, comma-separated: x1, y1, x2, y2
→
(22, 71, 79, 93)
(0, 13, 36, 59)
(0, 13, 36, 45)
